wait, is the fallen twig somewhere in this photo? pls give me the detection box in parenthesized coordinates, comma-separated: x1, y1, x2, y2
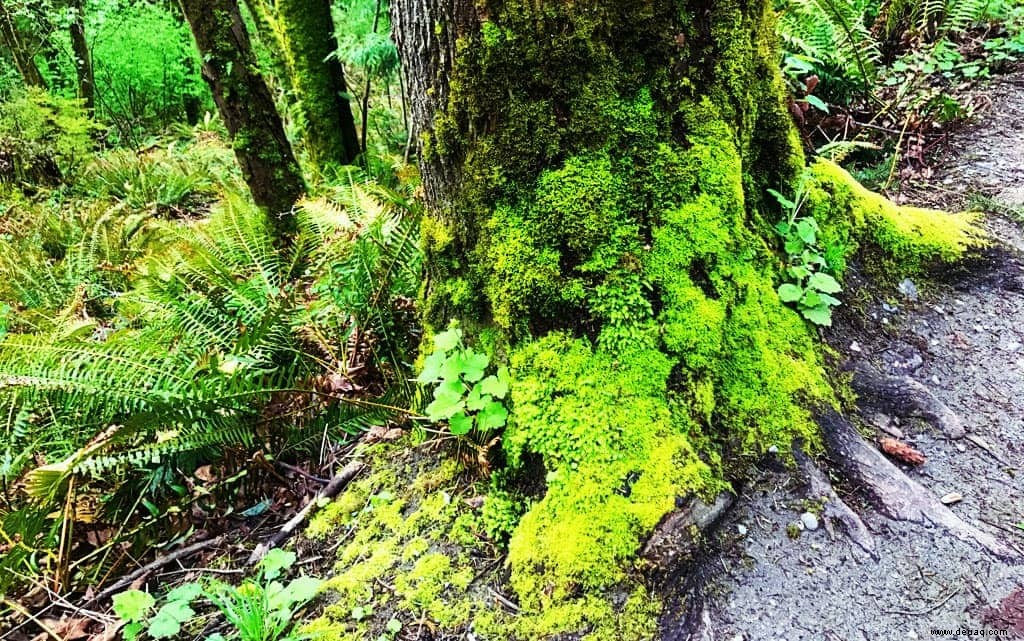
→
(247, 460, 364, 565)
(90, 535, 227, 605)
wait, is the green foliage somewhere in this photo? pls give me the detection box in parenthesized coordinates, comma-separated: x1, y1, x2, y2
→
(112, 549, 322, 641)
(770, 179, 844, 326)
(79, 147, 219, 213)
(0, 87, 95, 184)
(417, 324, 509, 437)
(87, 0, 209, 143)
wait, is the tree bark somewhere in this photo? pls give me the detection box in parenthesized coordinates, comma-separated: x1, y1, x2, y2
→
(0, 0, 45, 88)
(68, 0, 95, 111)
(178, 0, 305, 238)
(276, 0, 360, 167)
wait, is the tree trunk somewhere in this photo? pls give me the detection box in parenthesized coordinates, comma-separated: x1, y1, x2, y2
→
(391, 0, 822, 620)
(276, 0, 360, 167)
(68, 0, 95, 111)
(178, 0, 305, 238)
(0, 0, 45, 88)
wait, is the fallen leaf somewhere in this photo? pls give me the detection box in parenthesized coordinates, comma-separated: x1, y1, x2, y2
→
(879, 438, 926, 466)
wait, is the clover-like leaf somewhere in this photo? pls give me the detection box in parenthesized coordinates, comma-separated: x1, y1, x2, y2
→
(416, 350, 447, 384)
(461, 351, 490, 383)
(465, 383, 489, 412)
(147, 601, 194, 639)
(165, 583, 202, 604)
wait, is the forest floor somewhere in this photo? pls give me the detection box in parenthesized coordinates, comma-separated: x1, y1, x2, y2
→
(687, 74, 1024, 640)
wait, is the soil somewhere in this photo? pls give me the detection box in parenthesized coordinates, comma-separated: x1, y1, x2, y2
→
(680, 74, 1024, 640)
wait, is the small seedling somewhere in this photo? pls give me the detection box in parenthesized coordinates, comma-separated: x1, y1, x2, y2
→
(417, 324, 510, 437)
(770, 179, 843, 326)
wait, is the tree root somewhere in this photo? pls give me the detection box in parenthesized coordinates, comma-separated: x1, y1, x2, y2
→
(641, 492, 734, 572)
(852, 364, 966, 439)
(819, 409, 1020, 560)
(794, 446, 877, 558)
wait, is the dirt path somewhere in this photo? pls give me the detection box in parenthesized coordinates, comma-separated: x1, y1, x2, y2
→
(684, 75, 1024, 640)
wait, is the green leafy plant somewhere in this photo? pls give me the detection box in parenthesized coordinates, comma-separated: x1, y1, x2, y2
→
(770, 182, 843, 326)
(112, 549, 321, 641)
(417, 325, 510, 437)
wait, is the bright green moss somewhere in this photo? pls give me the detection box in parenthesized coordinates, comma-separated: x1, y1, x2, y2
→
(807, 160, 986, 273)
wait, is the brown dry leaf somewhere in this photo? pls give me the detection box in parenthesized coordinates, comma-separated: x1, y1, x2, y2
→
(194, 465, 217, 483)
(879, 437, 927, 466)
(88, 622, 124, 641)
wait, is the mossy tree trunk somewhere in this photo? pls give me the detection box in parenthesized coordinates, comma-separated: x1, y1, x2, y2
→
(391, 0, 836, 615)
(276, 0, 361, 167)
(68, 0, 94, 111)
(179, 0, 305, 238)
(0, 0, 45, 88)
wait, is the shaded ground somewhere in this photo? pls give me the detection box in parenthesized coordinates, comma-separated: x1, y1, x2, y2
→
(687, 74, 1024, 640)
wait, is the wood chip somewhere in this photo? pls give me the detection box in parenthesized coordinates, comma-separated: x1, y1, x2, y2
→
(879, 437, 927, 466)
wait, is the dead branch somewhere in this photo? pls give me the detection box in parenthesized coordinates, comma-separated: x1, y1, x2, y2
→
(247, 460, 364, 565)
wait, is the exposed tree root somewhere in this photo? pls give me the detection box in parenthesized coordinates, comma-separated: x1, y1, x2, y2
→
(641, 492, 734, 572)
(793, 447, 877, 558)
(852, 364, 966, 439)
(819, 409, 1020, 560)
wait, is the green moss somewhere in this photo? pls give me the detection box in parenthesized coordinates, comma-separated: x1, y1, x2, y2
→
(807, 160, 986, 274)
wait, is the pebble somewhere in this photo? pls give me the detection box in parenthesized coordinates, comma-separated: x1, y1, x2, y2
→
(737, 524, 748, 536)
(898, 278, 919, 301)
(800, 512, 820, 531)
(956, 443, 967, 453)
(940, 492, 963, 505)
(850, 341, 862, 353)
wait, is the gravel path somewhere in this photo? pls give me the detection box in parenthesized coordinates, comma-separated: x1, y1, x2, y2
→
(686, 75, 1024, 641)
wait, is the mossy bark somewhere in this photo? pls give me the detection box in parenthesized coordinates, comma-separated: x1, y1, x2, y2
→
(276, 0, 361, 167)
(68, 0, 94, 112)
(0, 0, 45, 89)
(179, 0, 305, 238)
(387, 1, 982, 636)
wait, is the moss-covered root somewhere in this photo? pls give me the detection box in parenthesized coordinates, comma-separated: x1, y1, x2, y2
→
(300, 439, 662, 641)
(808, 159, 986, 275)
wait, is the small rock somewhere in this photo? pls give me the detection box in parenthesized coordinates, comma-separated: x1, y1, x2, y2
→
(849, 341, 862, 353)
(940, 492, 963, 505)
(768, 445, 779, 454)
(908, 632, 919, 640)
(737, 524, 748, 536)
(931, 376, 940, 385)
(800, 512, 820, 531)
(898, 278, 919, 301)
(956, 443, 967, 453)
(934, 305, 946, 315)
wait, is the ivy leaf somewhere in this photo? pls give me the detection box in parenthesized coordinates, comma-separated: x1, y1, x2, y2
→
(433, 328, 462, 352)
(449, 411, 473, 435)
(476, 401, 509, 431)
(777, 283, 804, 303)
(785, 238, 805, 255)
(802, 304, 834, 326)
(113, 590, 155, 623)
(269, 576, 322, 610)
(426, 381, 466, 421)
(416, 350, 447, 384)
(807, 272, 842, 294)
(386, 618, 403, 634)
(479, 371, 509, 399)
